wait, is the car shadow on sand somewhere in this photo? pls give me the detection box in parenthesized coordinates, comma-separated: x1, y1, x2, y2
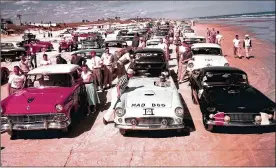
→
(123, 87, 196, 139)
(11, 91, 111, 140)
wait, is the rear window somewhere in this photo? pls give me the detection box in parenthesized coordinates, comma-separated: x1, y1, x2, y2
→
(135, 52, 165, 63)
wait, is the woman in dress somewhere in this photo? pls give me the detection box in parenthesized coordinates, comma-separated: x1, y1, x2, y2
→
(81, 65, 100, 115)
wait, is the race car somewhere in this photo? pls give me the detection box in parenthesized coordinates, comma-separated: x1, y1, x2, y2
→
(113, 48, 185, 135)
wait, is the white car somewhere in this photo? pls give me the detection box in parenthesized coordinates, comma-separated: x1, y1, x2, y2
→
(182, 29, 196, 38)
(146, 39, 160, 48)
(187, 43, 229, 72)
(113, 48, 185, 135)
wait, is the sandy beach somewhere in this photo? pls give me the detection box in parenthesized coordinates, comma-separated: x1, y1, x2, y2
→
(1, 20, 275, 166)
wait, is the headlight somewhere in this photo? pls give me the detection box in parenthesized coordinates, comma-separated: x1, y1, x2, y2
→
(188, 63, 194, 68)
(224, 63, 230, 67)
(175, 107, 184, 117)
(55, 104, 63, 112)
(207, 107, 216, 112)
(115, 107, 125, 117)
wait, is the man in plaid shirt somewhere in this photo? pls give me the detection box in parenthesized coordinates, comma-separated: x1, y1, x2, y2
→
(103, 68, 135, 125)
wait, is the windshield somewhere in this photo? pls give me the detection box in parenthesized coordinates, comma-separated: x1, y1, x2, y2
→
(27, 74, 73, 88)
(147, 41, 160, 46)
(184, 29, 194, 33)
(184, 38, 206, 44)
(104, 42, 126, 48)
(121, 37, 134, 41)
(155, 31, 167, 36)
(192, 47, 222, 56)
(202, 72, 248, 86)
(82, 42, 100, 49)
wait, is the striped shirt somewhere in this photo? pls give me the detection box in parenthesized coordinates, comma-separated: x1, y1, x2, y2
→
(116, 74, 129, 97)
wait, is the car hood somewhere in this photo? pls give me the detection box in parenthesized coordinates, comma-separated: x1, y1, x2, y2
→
(125, 77, 176, 108)
(192, 55, 227, 64)
(204, 86, 275, 112)
(1, 88, 72, 115)
(1, 47, 25, 52)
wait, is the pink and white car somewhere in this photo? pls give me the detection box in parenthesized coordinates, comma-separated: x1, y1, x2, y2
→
(1, 64, 89, 139)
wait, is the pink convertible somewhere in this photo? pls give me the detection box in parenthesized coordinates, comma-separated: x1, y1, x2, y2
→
(1, 64, 89, 139)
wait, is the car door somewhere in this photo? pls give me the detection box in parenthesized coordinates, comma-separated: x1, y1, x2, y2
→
(71, 70, 84, 111)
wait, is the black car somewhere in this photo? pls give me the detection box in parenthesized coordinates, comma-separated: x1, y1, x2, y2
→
(132, 48, 168, 76)
(190, 66, 276, 131)
(81, 40, 101, 49)
(1, 42, 26, 62)
(22, 33, 36, 41)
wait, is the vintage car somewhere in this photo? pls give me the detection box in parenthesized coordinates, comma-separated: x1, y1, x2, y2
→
(190, 67, 276, 131)
(146, 39, 160, 48)
(1, 42, 26, 62)
(182, 29, 196, 38)
(1, 66, 9, 83)
(103, 40, 129, 56)
(113, 48, 184, 135)
(116, 29, 129, 40)
(151, 31, 168, 40)
(1, 64, 89, 138)
(187, 43, 229, 74)
(183, 36, 206, 45)
(58, 38, 78, 52)
(22, 33, 36, 41)
(79, 40, 101, 50)
(21, 39, 54, 54)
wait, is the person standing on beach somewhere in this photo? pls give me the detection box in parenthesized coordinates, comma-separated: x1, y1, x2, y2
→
(174, 36, 182, 63)
(132, 33, 140, 51)
(233, 35, 241, 58)
(206, 28, 211, 43)
(177, 47, 192, 83)
(101, 48, 115, 89)
(216, 31, 223, 46)
(210, 28, 217, 43)
(29, 43, 37, 68)
(7, 66, 26, 95)
(243, 34, 252, 59)
(90, 51, 103, 91)
(138, 37, 146, 49)
(71, 53, 87, 67)
(19, 55, 31, 75)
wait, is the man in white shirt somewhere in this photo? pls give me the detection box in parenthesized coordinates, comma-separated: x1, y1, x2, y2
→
(19, 55, 31, 75)
(90, 51, 103, 90)
(138, 37, 146, 49)
(117, 49, 134, 78)
(233, 35, 241, 58)
(40, 54, 52, 66)
(8, 66, 26, 95)
(101, 48, 115, 89)
(243, 34, 252, 59)
(157, 38, 166, 51)
(216, 31, 223, 46)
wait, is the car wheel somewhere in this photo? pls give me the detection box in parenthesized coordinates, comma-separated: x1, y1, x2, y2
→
(7, 130, 18, 140)
(58, 47, 61, 53)
(68, 46, 72, 52)
(119, 129, 127, 136)
(202, 114, 214, 132)
(191, 89, 198, 105)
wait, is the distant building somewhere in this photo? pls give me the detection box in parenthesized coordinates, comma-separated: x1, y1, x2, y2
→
(1, 18, 13, 30)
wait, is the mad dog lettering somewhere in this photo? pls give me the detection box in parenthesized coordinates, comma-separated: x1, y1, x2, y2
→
(131, 103, 145, 107)
(152, 103, 166, 107)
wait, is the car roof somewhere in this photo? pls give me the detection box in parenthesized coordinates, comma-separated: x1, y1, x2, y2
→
(28, 64, 80, 75)
(135, 48, 164, 53)
(184, 36, 205, 39)
(191, 43, 221, 48)
(201, 66, 247, 74)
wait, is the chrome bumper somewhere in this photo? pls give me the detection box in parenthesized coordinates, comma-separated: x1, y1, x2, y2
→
(115, 124, 185, 130)
(1, 119, 70, 131)
(206, 120, 276, 127)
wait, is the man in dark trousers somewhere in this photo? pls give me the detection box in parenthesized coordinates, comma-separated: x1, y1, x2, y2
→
(56, 54, 67, 64)
(132, 33, 140, 51)
(70, 53, 87, 66)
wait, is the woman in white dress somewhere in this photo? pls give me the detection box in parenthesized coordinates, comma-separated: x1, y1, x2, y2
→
(81, 65, 100, 115)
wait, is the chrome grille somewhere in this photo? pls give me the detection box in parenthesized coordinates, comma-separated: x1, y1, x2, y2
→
(226, 113, 256, 122)
(125, 117, 173, 126)
(7, 114, 55, 124)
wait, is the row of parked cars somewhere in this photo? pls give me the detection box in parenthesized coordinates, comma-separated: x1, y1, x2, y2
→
(1, 21, 275, 139)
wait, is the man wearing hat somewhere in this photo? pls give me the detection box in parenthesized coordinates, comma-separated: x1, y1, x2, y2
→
(90, 50, 103, 91)
(243, 34, 252, 59)
(103, 68, 134, 125)
(56, 54, 67, 64)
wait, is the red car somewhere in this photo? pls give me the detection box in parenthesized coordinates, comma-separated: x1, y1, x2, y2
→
(23, 39, 54, 54)
(1, 64, 89, 139)
(59, 38, 78, 52)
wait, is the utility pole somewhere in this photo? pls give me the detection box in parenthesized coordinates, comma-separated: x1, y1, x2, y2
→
(16, 14, 22, 25)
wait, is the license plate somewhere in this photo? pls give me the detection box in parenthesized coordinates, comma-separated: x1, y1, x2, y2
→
(144, 108, 154, 115)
